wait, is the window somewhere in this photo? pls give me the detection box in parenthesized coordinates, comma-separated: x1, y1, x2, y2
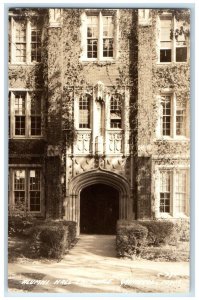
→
(85, 12, 114, 60)
(103, 16, 114, 57)
(15, 19, 26, 62)
(160, 17, 172, 62)
(10, 169, 42, 212)
(159, 94, 187, 138)
(9, 91, 42, 138)
(87, 16, 98, 58)
(79, 94, 90, 128)
(161, 95, 171, 136)
(159, 169, 189, 216)
(160, 171, 171, 213)
(176, 105, 186, 136)
(31, 24, 42, 62)
(110, 94, 122, 128)
(14, 170, 26, 207)
(159, 15, 189, 63)
(175, 170, 187, 213)
(14, 92, 26, 136)
(9, 16, 42, 63)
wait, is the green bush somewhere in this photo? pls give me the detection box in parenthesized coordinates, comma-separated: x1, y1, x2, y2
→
(138, 220, 177, 246)
(116, 221, 148, 257)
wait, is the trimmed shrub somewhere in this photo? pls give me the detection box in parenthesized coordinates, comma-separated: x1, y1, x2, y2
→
(116, 221, 148, 257)
(29, 220, 77, 259)
(63, 220, 77, 245)
(39, 225, 68, 259)
(138, 220, 178, 246)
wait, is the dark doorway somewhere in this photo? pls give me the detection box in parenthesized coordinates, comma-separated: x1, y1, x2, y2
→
(80, 184, 119, 234)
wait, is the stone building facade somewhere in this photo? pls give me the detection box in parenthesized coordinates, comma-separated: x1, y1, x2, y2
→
(8, 8, 190, 234)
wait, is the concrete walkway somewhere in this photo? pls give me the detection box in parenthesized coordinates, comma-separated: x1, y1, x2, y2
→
(8, 235, 189, 294)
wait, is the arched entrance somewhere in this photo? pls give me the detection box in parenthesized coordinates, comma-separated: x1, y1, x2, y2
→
(80, 184, 119, 234)
(64, 168, 132, 235)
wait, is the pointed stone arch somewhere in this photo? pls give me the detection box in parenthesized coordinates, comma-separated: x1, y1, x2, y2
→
(64, 168, 132, 234)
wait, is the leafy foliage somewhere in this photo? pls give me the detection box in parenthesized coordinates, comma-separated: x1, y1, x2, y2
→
(116, 221, 148, 257)
(138, 220, 177, 246)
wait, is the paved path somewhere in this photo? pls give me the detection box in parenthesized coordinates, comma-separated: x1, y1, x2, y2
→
(8, 235, 189, 294)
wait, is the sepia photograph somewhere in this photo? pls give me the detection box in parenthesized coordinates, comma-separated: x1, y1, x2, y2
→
(7, 4, 192, 295)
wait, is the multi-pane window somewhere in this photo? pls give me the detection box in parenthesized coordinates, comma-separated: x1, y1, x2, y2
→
(79, 94, 90, 128)
(86, 12, 114, 60)
(160, 17, 172, 62)
(103, 16, 114, 57)
(159, 16, 189, 63)
(87, 16, 98, 58)
(175, 171, 187, 213)
(110, 94, 122, 128)
(9, 91, 43, 138)
(176, 105, 186, 136)
(9, 16, 42, 63)
(31, 24, 42, 62)
(159, 169, 189, 216)
(14, 92, 26, 136)
(160, 171, 171, 213)
(159, 94, 187, 138)
(14, 170, 26, 208)
(10, 169, 41, 212)
(15, 20, 26, 62)
(161, 95, 171, 136)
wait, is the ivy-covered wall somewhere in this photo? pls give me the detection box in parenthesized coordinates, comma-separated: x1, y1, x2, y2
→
(136, 9, 190, 219)
(9, 8, 190, 221)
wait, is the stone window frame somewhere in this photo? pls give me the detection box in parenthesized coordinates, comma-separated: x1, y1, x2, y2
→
(155, 166, 190, 218)
(9, 89, 43, 139)
(80, 10, 119, 62)
(157, 13, 190, 64)
(9, 15, 42, 64)
(156, 91, 189, 140)
(8, 166, 44, 214)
